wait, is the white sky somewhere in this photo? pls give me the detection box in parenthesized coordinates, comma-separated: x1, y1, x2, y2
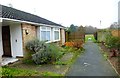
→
(0, 0, 120, 28)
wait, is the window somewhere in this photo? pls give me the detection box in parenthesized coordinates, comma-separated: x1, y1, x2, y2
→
(40, 27, 51, 41)
(54, 28, 60, 41)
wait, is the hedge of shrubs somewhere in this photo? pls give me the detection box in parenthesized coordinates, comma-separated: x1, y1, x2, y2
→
(105, 35, 120, 57)
(106, 36, 120, 50)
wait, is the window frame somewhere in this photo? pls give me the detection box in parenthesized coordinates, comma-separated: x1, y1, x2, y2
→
(53, 27, 60, 41)
(40, 26, 51, 42)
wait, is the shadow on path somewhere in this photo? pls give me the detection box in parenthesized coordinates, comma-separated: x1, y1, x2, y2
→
(66, 42, 118, 76)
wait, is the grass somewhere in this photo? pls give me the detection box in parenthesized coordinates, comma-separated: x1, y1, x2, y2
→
(2, 66, 41, 76)
(55, 48, 85, 65)
(85, 34, 96, 42)
(41, 72, 63, 76)
(0, 67, 2, 77)
(2, 66, 63, 77)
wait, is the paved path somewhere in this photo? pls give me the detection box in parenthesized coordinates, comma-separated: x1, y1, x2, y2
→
(66, 42, 118, 76)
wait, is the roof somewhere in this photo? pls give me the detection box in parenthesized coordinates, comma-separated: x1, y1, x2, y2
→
(0, 4, 63, 27)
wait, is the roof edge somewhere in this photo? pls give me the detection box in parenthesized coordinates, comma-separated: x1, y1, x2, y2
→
(2, 18, 64, 28)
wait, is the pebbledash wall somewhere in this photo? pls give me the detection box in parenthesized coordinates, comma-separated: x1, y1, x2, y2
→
(9, 23, 23, 57)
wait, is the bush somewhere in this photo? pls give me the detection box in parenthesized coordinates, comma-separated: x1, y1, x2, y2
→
(106, 36, 120, 49)
(32, 51, 51, 64)
(26, 39, 46, 53)
(64, 39, 84, 49)
(26, 39, 64, 64)
(72, 40, 84, 49)
(32, 43, 64, 64)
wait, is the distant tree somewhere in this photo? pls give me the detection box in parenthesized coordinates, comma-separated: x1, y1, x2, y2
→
(85, 25, 97, 34)
(68, 24, 77, 32)
(77, 25, 85, 34)
(109, 22, 119, 29)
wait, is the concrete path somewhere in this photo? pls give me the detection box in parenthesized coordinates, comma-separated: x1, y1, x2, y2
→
(66, 42, 118, 76)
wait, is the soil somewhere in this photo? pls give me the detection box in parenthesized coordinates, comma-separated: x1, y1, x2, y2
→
(99, 43, 120, 75)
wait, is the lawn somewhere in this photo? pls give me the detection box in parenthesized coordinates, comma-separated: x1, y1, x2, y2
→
(85, 34, 96, 42)
(2, 66, 63, 77)
(2, 66, 41, 76)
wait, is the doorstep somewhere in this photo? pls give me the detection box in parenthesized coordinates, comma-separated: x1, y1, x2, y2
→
(1, 57, 19, 66)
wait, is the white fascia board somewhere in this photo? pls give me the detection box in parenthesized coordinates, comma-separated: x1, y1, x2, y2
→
(2, 18, 64, 28)
(0, 17, 2, 22)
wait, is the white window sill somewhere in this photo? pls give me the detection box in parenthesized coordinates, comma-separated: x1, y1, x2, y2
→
(45, 41, 52, 43)
(45, 40, 60, 43)
(53, 39, 60, 42)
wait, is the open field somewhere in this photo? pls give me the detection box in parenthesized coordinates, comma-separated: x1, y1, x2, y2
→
(85, 34, 96, 42)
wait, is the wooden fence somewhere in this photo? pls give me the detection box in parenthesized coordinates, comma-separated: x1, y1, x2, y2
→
(111, 30, 120, 37)
(65, 31, 85, 42)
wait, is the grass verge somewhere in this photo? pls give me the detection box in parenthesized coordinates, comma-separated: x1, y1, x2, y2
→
(2, 66, 64, 77)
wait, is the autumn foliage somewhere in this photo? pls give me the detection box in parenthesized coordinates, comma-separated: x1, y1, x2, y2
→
(65, 39, 84, 49)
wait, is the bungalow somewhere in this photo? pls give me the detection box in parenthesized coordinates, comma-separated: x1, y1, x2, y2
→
(0, 5, 65, 58)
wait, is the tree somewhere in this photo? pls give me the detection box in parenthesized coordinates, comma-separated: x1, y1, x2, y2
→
(77, 25, 85, 34)
(85, 25, 97, 34)
(109, 22, 119, 29)
(68, 24, 77, 32)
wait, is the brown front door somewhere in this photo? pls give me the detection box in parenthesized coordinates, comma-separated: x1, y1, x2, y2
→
(2, 26, 12, 57)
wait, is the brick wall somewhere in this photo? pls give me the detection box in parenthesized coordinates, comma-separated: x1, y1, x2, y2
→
(59, 28, 65, 46)
(21, 23, 37, 56)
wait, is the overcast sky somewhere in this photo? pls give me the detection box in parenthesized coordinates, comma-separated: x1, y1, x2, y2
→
(1, 0, 120, 28)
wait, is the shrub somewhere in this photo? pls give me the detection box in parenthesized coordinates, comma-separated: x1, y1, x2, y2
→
(64, 39, 84, 49)
(72, 40, 84, 49)
(64, 42, 74, 47)
(45, 43, 63, 61)
(32, 43, 64, 64)
(106, 36, 120, 49)
(32, 51, 51, 64)
(26, 39, 46, 53)
(26, 39, 64, 65)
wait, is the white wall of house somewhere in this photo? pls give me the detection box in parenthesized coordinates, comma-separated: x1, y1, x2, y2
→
(0, 25, 3, 56)
(10, 23, 23, 57)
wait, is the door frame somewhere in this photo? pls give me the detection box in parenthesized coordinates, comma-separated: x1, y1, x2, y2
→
(2, 26, 12, 57)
